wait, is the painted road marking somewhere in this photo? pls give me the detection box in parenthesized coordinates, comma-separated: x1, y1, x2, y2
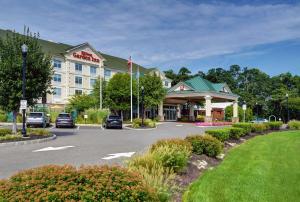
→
(49, 126, 55, 130)
(102, 152, 135, 160)
(77, 126, 80, 130)
(33, 146, 75, 152)
(176, 124, 183, 127)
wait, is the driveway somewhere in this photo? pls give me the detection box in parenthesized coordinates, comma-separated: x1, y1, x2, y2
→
(0, 122, 221, 179)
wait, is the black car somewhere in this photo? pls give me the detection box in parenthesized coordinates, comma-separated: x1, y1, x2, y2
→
(55, 113, 75, 128)
(102, 115, 122, 129)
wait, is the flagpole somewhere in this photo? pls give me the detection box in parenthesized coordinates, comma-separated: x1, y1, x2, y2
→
(137, 66, 140, 118)
(100, 75, 102, 110)
(130, 57, 133, 122)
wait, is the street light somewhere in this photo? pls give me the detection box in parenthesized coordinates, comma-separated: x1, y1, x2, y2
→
(141, 86, 145, 127)
(256, 102, 259, 122)
(21, 44, 28, 137)
(286, 93, 290, 123)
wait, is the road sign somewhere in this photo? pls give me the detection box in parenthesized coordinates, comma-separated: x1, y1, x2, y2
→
(20, 100, 27, 110)
(242, 104, 247, 110)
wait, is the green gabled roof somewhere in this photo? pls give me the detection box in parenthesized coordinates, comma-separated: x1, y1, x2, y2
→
(0, 28, 148, 73)
(212, 83, 226, 92)
(185, 76, 218, 92)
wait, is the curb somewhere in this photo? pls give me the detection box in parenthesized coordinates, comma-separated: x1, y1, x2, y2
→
(0, 134, 57, 147)
(123, 125, 158, 131)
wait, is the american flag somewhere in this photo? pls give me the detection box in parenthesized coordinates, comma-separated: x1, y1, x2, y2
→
(127, 56, 132, 73)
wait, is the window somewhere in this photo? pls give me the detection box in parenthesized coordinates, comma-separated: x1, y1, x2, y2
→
(90, 66, 97, 75)
(53, 74, 61, 82)
(53, 59, 61, 69)
(54, 88, 61, 97)
(164, 81, 169, 87)
(75, 89, 82, 95)
(90, 78, 97, 88)
(75, 76, 82, 85)
(75, 63, 82, 72)
(104, 69, 111, 77)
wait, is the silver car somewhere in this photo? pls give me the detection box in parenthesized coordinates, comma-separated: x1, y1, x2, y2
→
(26, 112, 50, 128)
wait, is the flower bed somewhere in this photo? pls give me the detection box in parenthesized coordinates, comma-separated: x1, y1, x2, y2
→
(0, 128, 51, 143)
(195, 122, 232, 126)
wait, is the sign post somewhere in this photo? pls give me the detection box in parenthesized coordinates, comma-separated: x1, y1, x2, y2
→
(20, 100, 27, 110)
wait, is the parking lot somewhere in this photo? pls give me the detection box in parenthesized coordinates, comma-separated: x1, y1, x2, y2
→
(0, 122, 222, 178)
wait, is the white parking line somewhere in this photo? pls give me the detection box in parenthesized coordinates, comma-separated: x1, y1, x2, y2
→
(176, 124, 183, 127)
(77, 126, 80, 130)
(49, 125, 55, 130)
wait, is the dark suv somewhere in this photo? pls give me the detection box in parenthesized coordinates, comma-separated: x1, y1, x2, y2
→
(55, 113, 75, 128)
(102, 115, 122, 129)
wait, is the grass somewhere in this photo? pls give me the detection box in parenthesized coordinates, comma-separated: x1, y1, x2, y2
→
(183, 130, 300, 202)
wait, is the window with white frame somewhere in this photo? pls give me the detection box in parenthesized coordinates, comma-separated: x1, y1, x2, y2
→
(53, 59, 61, 69)
(53, 87, 61, 97)
(90, 78, 97, 88)
(53, 74, 61, 82)
(75, 89, 83, 95)
(90, 66, 97, 75)
(104, 69, 111, 80)
(75, 76, 82, 86)
(75, 63, 82, 72)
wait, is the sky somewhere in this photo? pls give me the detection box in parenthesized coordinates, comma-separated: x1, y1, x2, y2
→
(0, 0, 299, 76)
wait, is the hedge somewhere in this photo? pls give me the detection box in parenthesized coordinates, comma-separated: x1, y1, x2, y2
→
(228, 127, 246, 139)
(0, 128, 12, 137)
(264, 121, 283, 130)
(150, 138, 192, 152)
(288, 120, 300, 130)
(251, 123, 268, 133)
(0, 165, 158, 201)
(185, 135, 223, 157)
(232, 123, 252, 134)
(205, 128, 230, 142)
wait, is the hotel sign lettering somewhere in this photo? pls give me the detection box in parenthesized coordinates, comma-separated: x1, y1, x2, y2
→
(72, 51, 100, 63)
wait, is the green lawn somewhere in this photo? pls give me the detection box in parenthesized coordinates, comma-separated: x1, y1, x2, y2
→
(183, 130, 300, 202)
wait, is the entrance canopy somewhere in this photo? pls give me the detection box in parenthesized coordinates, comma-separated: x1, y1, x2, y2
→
(160, 76, 239, 122)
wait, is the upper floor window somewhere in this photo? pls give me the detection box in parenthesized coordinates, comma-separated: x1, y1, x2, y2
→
(75, 89, 83, 95)
(90, 78, 97, 88)
(75, 63, 82, 72)
(164, 81, 169, 87)
(53, 74, 61, 82)
(90, 66, 97, 75)
(54, 87, 61, 97)
(75, 76, 82, 85)
(53, 59, 61, 69)
(104, 69, 111, 77)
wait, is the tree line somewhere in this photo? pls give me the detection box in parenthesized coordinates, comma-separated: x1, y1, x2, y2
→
(164, 66, 300, 121)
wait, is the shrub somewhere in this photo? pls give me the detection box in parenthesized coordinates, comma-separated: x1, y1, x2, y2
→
(205, 128, 230, 142)
(0, 128, 12, 136)
(132, 118, 156, 128)
(0, 113, 7, 122)
(185, 135, 223, 157)
(28, 129, 50, 136)
(150, 138, 192, 153)
(288, 120, 300, 130)
(0, 165, 158, 201)
(196, 115, 205, 122)
(128, 156, 175, 202)
(228, 127, 246, 139)
(265, 121, 283, 130)
(251, 123, 268, 133)
(151, 145, 191, 172)
(232, 123, 252, 134)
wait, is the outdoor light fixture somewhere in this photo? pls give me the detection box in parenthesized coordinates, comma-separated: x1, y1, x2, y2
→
(141, 86, 145, 127)
(286, 93, 290, 122)
(242, 101, 247, 123)
(21, 44, 28, 137)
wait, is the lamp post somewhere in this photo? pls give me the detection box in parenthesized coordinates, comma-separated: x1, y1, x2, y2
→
(21, 44, 28, 137)
(141, 86, 145, 127)
(255, 102, 259, 122)
(286, 93, 290, 123)
(242, 102, 247, 123)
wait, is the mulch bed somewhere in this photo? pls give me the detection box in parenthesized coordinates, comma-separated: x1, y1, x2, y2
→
(0, 134, 51, 143)
(171, 130, 282, 202)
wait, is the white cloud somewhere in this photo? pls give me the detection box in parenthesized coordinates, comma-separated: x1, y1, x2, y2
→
(1, 0, 300, 68)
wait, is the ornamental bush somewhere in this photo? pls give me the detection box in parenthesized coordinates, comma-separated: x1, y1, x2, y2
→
(0, 128, 12, 136)
(288, 120, 300, 130)
(205, 128, 230, 142)
(185, 135, 223, 157)
(132, 118, 156, 128)
(0, 165, 158, 202)
(251, 123, 268, 133)
(232, 123, 252, 134)
(151, 145, 191, 172)
(228, 127, 246, 139)
(150, 138, 192, 153)
(264, 121, 283, 130)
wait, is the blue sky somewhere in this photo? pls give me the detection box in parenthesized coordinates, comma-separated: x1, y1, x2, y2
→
(0, 0, 299, 76)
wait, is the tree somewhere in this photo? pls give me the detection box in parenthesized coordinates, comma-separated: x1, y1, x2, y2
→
(105, 73, 137, 117)
(91, 79, 108, 109)
(140, 73, 166, 109)
(67, 94, 96, 113)
(0, 28, 52, 133)
(225, 105, 253, 122)
(164, 67, 192, 85)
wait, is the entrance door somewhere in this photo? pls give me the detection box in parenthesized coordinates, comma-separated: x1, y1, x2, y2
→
(163, 106, 177, 121)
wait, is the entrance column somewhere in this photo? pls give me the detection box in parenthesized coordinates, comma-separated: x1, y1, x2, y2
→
(205, 95, 212, 122)
(177, 104, 181, 119)
(158, 101, 164, 121)
(189, 103, 195, 121)
(232, 99, 239, 123)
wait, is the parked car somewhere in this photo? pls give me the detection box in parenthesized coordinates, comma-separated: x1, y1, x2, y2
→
(26, 112, 50, 128)
(55, 113, 75, 128)
(102, 115, 123, 129)
(251, 118, 268, 123)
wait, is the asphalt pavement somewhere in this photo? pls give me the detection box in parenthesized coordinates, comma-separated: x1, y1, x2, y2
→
(0, 122, 222, 179)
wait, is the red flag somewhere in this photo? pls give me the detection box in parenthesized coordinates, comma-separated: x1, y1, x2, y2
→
(127, 56, 132, 73)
